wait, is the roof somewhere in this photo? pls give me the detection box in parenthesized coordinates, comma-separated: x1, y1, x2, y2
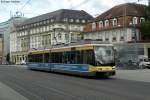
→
(19, 9, 93, 26)
(96, 3, 146, 21)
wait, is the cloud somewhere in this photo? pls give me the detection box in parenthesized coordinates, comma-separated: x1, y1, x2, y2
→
(0, 0, 148, 23)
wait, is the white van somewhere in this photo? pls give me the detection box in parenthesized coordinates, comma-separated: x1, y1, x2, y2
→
(138, 55, 150, 69)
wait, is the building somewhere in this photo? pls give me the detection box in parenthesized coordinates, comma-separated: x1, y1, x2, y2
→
(84, 3, 146, 43)
(10, 9, 93, 64)
(0, 16, 26, 64)
(114, 42, 150, 69)
(0, 34, 3, 64)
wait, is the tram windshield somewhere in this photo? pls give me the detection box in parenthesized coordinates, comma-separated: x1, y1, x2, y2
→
(94, 46, 115, 66)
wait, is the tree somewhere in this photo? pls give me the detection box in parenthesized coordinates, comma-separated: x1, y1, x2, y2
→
(6, 53, 10, 64)
(141, 0, 150, 39)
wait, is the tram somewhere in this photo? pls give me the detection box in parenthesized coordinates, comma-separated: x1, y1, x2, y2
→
(27, 43, 116, 77)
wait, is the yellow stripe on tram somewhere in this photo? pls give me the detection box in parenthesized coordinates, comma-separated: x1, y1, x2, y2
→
(89, 65, 116, 72)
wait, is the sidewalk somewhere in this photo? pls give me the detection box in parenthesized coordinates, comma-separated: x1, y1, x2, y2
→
(0, 82, 28, 100)
(114, 69, 150, 83)
(0, 65, 27, 68)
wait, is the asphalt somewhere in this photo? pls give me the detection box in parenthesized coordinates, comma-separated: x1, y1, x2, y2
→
(115, 69, 150, 83)
(0, 82, 28, 100)
(0, 65, 150, 100)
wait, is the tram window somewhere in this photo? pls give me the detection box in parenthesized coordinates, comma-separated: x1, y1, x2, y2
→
(44, 53, 49, 63)
(63, 52, 71, 64)
(83, 50, 95, 65)
(70, 51, 76, 64)
(76, 51, 83, 64)
(62, 51, 76, 64)
(51, 52, 63, 63)
(37, 54, 43, 62)
(29, 54, 43, 63)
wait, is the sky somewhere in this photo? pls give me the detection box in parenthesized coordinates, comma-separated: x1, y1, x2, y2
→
(0, 0, 148, 23)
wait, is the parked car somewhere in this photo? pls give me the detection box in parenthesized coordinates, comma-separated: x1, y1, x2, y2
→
(138, 55, 150, 69)
(21, 60, 26, 65)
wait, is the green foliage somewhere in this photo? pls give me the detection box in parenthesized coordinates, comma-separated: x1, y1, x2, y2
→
(6, 53, 10, 63)
(141, 22, 150, 38)
(146, 1, 150, 19)
(140, 1, 150, 39)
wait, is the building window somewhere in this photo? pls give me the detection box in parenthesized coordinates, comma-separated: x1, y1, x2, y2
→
(120, 36, 124, 41)
(34, 23, 36, 27)
(37, 28, 39, 33)
(43, 26, 46, 32)
(92, 22, 96, 30)
(120, 33, 124, 41)
(105, 38, 109, 41)
(140, 17, 145, 23)
(63, 18, 68, 22)
(82, 20, 86, 23)
(133, 17, 138, 25)
(46, 26, 49, 31)
(112, 32, 117, 42)
(98, 34, 103, 41)
(70, 19, 74, 22)
(113, 18, 117, 26)
(99, 21, 103, 28)
(80, 26, 83, 31)
(105, 20, 109, 27)
(39, 22, 43, 25)
(112, 37, 117, 41)
(37, 22, 40, 26)
(51, 19, 54, 22)
(58, 33, 61, 39)
(47, 20, 50, 24)
(40, 27, 43, 33)
(76, 19, 80, 23)
(105, 33, 109, 41)
(44, 21, 46, 24)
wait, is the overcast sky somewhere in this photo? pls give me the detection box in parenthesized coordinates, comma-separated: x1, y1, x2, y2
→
(0, 0, 148, 23)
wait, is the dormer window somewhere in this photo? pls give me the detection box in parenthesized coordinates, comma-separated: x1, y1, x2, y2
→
(51, 19, 54, 22)
(113, 18, 117, 26)
(44, 20, 46, 24)
(63, 18, 68, 22)
(133, 17, 138, 25)
(99, 21, 103, 28)
(47, 20, 50, 24)
(40, 22, 42, 25)
(70, 19, 74, 22)
(140, 17, 145, 23)
(76, 19, 80, 23)
(82, 20, 86, 23)
(105, 20, 109, 27)
(92, 22, 96, 30)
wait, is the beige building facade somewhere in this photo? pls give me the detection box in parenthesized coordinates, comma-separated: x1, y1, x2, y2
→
(10, 9, 93, 64)
(0, 34, 3, 64)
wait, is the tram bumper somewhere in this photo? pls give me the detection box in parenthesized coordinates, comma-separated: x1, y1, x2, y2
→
(89, 66, 116, 76)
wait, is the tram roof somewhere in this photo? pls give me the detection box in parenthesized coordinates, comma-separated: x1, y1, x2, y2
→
(29, 41, 113, 54)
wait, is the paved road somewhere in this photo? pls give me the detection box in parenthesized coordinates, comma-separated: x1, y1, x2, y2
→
(0, 65, 150, 100)
(115, 69, 150, 83)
